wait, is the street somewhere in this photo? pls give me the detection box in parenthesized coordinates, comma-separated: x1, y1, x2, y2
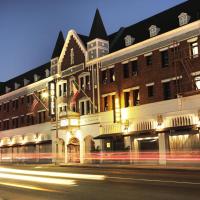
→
(0, 165, 200, 200)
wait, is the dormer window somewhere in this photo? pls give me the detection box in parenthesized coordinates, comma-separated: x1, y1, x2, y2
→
(178, 12, 190, 26)
(34, 74, 40, 82)
(5, 86, 11, 93)
(14, 82, 20, 90)
(124, 35, 135, 47)
(45, 69, 50, 78)
(149, 25, 160, 38)
(24, 79, 30, 86)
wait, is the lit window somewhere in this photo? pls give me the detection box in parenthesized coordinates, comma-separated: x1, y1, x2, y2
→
(78, 73, 90, 91)
(195, 76, 200, 90)
(190, 42, 199, 57)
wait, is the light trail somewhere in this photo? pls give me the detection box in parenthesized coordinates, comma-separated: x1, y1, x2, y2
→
(0, 167, 105, 181)
(0, 172, 76, 186)
(0, 182, 60, 192)
(109, 176, 200, 185)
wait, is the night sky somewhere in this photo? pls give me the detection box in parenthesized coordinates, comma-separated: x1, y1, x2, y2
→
(0, 0, 186, 82)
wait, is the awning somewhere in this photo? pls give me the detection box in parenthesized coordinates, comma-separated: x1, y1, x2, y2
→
(162, 125, 199, 135)
(94, 133, 122, 139)
(123, 129, 156, 137)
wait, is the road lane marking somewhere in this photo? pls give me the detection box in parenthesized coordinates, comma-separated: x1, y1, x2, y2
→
(0, 172, 76, 186)
(109, 176, 200, 185)
(0, 182, 60, 193)
(0, 167, 105, 181)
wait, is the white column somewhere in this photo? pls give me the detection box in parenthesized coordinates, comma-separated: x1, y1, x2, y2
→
(80, 138, 85, 164)
(158, 133, 167, 165)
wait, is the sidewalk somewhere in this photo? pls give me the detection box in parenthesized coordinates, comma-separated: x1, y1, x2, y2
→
(59, 163, 200, 172)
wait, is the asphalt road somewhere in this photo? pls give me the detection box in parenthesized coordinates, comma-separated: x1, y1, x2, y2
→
(0, 165, 200, 200)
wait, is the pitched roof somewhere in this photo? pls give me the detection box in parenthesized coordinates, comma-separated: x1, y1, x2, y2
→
(89, 9, 108, 41)
(1, 62, 50, 95)
(51, 31, 65, 59)
(78, 34, 89, 47)
(108, 0, 200, 52)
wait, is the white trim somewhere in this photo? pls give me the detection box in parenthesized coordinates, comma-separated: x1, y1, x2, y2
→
(146, 82, 155, 87)
(187, 37, 198, 43)
(37, 109, 46, 113)
(101, 92, 116, 97)
(26, 112, 34, 115)
(58, 30, 86, 68)
(159, 47, 168, 52)
(161, 78, 171, 83)
(3, 118, 9, 121)
(11, 116, 19, 119)
(123, 86, 140, 92)
(107, 65, 115, 69)
(130, 57, 138, 61)
(161, 76, 182, 83)
(144, 52, 152, 57)
(87, 21, 200, 66)
(122, 60, 129, 64)
(191, 71, 200, 76)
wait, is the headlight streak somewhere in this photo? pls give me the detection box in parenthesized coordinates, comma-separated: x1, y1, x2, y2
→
(0, 167, 106, 181)
(0, 172, 76, 186)
(0, 182, 61, 193)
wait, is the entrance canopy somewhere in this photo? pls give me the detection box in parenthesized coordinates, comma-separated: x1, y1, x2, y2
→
(94, 133, 122, 139)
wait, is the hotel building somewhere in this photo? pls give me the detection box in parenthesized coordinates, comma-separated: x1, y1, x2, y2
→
(0, 0, 200, 164)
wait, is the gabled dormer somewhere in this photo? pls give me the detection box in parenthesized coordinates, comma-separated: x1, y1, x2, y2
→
(149, 25, 160, 38)
(34, 74, 40, 82)
(24, 78, 30, 86)
(5, 86, 11, 93)
(178, 12, 191, 26)
(14, 82, 20, 90)
(87, 9, 109, 61)
(124, 35, 135, 47)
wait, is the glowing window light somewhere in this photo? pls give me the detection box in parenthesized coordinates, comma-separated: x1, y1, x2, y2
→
(70, 119, 79, 126)
(60, 119, 69, 127)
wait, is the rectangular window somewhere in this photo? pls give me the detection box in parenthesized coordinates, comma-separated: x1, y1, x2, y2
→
(123, 63, 129, 78)
(21, 116, 24, 125)
(59, 85, 62, 96)
(86, 75, 90, 90)
(86, 100, 90, 115)
(161, 50, 169, 67)
(147, 85, 154, 97)
(124, 92, 130, 108)
(21, 97, 24, 104)
(80, 101, 85, 115)
(80, 77, 84, 90)
(102, 70, 108, 84)
(63, 83, 67, 93)
(109, 68, 115, 83)
(103, 96, 108, 111)
(131, 60, 138, 76)
(146, 55, 152, 66)
(133, 89, 140, 106)
(6, 102, 9, 112)
(163, 82, 171, 100)
(190, 42, 198, 57)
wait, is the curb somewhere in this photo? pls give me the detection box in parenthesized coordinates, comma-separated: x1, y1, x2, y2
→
(59, 164, 200, 172)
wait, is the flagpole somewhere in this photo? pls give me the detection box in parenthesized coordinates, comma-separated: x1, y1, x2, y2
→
(72, 80, 97, 111)
(33, 92, 49, 111)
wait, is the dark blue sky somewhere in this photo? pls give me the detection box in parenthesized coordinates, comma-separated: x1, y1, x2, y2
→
(0, 0, 186, 82)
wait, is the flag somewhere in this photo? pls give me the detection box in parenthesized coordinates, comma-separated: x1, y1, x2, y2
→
(29, 95, 39, 113)
(70, 81, 79, 107)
